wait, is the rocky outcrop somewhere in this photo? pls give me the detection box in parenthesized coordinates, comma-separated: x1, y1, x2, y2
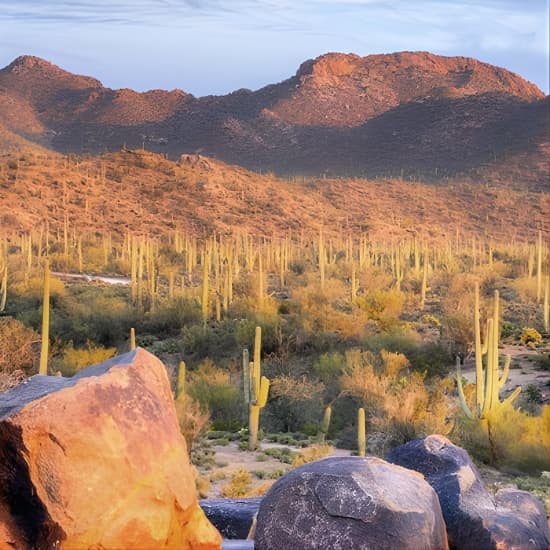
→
(254, 456, 449, 550)
(387, 435, 550, 550)
(0, 348, 221, 550)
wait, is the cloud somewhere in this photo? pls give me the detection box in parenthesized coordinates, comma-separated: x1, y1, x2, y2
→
(0, 0, 547, 93)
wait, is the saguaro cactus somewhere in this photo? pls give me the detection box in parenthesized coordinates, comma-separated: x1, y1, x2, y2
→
(177, 360, 186, 400)
(457, 286, 520, 420)
(319, 405, 332, 442)
(130, 327, 136, 350)
(357, 407, 366, 457)
(39, 259, 50, 375)
(0, 264, 7, 312)
(243, 326, 270, 451)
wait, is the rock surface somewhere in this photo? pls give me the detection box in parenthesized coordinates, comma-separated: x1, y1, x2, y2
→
(0, 348, 221, 550)
(387, 435, 550, 550)
(200, 498, 261, 539)
(255, 456, 449, 550)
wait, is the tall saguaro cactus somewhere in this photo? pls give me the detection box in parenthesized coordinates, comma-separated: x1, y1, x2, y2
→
(457, 286, 521, 463)
(39, 259, 50, 375)
(243, 326, 270, 451)
(357, 407, 366, 457)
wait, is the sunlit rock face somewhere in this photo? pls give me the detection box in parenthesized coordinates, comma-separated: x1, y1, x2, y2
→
(387, 435, 550, 550)
(255, 456, 449, 550)
(0, 348, 221, 550)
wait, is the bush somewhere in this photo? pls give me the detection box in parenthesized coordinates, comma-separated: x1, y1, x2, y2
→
(187, 359, 245, 428)
(175, 397, 210, 455)
(292, 443, 334, 467)
(52, 341, 116, 376)
(520, 327, 542, 347)
(220, 469, 252, 497)
(0, 317, 39, 376)
(455, 405, 550, 475)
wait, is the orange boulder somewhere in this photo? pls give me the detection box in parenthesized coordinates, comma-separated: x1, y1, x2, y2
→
(0, 348, 221, 550)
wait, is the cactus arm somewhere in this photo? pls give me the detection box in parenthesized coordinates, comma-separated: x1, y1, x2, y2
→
(243, 348, 250, 404)
(490, 291, 500, 409)
(481, 318, 494, 418)
(257, 376, 270, 408)
(474, 284, 484, 410)
(502, 386, 521, 407)
(321, 406, 332, 438)
(456, 364, 474, 420)
(498, 355, 511, 389)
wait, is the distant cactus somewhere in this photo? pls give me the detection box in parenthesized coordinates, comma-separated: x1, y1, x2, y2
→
(39, 260, 50, 375)
(0, 264, 7, 312)
(357, 407, 366, 457)
(319, 406, 332, 442)
(130, 327, 136, 350)
(177, 360, 186, 400)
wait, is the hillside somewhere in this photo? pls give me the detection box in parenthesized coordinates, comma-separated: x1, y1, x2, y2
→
(0, 149, 547, 241)
(0, 52, 547, 186)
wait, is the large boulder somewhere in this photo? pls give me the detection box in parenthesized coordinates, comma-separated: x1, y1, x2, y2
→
(387, 435, 550, 550)
(0, 348, 222, 550)
(255, 456, 449, 550)
(200, 498, 261, 539)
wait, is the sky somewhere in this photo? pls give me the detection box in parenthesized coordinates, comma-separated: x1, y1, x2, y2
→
(0, 0, 548, 96)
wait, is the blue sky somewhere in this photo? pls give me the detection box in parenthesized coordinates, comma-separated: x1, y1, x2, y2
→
(0, 0, 548, 95)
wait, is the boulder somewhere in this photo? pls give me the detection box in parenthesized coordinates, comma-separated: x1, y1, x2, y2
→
(255, 456, 449, 550)
(0, 348, 221, 550)
(387, 435, 550, 550)
(200, 498, 261, 539)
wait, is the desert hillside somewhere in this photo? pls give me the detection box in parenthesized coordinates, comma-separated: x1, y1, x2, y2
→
(1, 148, 547, 241)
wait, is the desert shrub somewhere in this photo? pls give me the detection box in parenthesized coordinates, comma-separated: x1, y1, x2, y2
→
(187, 359, 245, 428)
(234, 315, 281, 355)
(262, 447, 296, 464)
(312, 352, 345, 385)
(511, 277, 538, 303)
(220, 469, 252, 497)
(340, 349, 454, 447)
(142, 297, 201, 336)
(518, 384, 544, 415)
(454, 405, 550, 475)
(181, 321, 238, 360)
(407, 343, 453, 378)
(192, 466, 211, 498)
(519, 327, 542, 347)
(0, 317, 39, 376)
(355, 289, 404, 328)
(52, 341, 116, 376)
(177, 397, 210, 456)
(291, 443, 333, 467)
(266, 375, 325, 433)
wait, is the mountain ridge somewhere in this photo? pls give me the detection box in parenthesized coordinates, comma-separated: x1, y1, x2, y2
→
(0, 52, 547, 186)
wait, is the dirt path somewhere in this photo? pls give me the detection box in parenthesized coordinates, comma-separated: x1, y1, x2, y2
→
(198, 441, 352, 498)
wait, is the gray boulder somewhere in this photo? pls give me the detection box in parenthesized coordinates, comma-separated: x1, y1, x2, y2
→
(255, 456, 449, 550)
(200, 498, 261, 539)
(387, 435, 550, 550)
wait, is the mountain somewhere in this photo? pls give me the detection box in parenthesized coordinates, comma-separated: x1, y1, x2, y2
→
(0, 52, 547, 187)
